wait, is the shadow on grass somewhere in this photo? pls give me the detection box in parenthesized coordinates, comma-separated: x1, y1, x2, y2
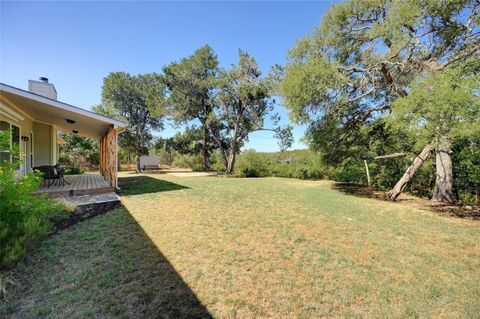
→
(429, 205, 480, 220)
(333, 183, 480, 221)
(332, 182, 387, 200)
(119, 175, 189, 195)
(0, 207, 213, 318)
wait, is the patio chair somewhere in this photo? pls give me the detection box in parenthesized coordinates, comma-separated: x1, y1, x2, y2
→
(33, 165, 58, 187)
(34, 165, 70, 188)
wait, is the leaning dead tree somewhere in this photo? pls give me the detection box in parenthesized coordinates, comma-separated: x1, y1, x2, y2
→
(386, 146, 433, 201)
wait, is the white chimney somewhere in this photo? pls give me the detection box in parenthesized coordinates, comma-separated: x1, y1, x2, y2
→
(28, 77, 57, 100)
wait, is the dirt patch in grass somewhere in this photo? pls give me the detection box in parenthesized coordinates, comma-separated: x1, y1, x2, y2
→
(333, 182, 480, 221)
(431, 205, 480, 220)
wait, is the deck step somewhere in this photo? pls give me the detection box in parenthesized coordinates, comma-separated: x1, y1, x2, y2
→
(53, 193, 122, 231)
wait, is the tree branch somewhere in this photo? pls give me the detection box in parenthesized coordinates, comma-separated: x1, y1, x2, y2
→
(437, 43, 480, 71)
(374, 152, 407, 160)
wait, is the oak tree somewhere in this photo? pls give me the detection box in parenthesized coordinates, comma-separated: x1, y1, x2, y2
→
(388, 69, 479, 202)
(163, 45, 219, 171)
(210, 50, 293, 174)
(282, 0, 479, 203)
(101, 72, 167, 172)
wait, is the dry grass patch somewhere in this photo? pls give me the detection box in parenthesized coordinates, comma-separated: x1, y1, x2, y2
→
(1, 172, 479, 318)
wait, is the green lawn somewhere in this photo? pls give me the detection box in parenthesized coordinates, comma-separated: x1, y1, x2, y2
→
(1, 172, 479, 318)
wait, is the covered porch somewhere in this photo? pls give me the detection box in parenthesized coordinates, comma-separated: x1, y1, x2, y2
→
(0, 82, 125, 195)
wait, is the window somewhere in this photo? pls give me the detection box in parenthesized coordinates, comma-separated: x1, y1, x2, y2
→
(0, 120, 21, 169)
(0, 121, 9, 163)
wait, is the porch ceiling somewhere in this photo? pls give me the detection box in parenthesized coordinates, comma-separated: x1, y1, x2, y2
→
(1, 83, 124, 140)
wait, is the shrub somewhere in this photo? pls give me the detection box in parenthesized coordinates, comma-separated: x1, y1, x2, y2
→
(232, 146, 477, 205)
(331, 160, 366, 184)
(210, 151, 226, 173)
(234, 149, 329, 179)
(66, 165, 85, 175)
(156, 148, 176, 167)
(452, 135, 480, 206)
(234, 150, 270, 177)
(173, 153, 204, 171)
(58, 133, 99, 172)
(0, 130, 64, 269)
(330, 155, 436, 198)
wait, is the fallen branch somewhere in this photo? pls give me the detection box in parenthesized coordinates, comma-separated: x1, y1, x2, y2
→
(374, 152, 407, 160)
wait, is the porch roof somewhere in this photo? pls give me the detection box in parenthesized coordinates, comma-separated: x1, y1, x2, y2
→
(0, 83, 125, 139)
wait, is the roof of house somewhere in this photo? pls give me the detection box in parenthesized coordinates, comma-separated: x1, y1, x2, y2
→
(0, 82, 125, 139)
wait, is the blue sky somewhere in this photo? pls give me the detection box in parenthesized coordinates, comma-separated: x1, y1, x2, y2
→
(1, 1, 335, 151)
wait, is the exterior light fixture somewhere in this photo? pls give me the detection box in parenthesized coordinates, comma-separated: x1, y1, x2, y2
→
(66, 119, 76, 124)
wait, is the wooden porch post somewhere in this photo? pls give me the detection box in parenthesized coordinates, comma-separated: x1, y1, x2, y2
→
(99, 126, 117, 188)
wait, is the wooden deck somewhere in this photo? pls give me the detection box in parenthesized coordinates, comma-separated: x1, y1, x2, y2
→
(32, 173, 114, 198)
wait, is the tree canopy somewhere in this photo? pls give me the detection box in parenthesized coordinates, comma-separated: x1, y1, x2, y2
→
(282, 0, 479, 148)
(210, 50, 293, 174)
(163, 45, 219, 170)
(389, 68, 480, 148)
(281, 0, 479, 203)
(101, 72, 167, 171)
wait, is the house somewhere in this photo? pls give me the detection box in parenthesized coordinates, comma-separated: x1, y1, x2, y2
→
(0, 77, 125, 190)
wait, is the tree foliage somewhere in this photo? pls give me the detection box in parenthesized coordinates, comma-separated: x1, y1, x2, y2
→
(154, 126, 217, 156)
(101, 72, 167, 171)
(388, 68, 480, 148)
(281, 0, 479, 202)
(58, 133, 99, 174)
(163, 45, 219, 170)
(210, 50, 293, 174)
(282, 0, 479, 157)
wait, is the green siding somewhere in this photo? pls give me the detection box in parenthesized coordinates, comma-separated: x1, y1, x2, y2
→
(33, 122, 52, 166)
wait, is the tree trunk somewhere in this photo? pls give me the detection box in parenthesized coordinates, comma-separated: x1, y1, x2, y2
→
(208, 125, 228, 172)
(136, 151, 142, 173)
(431, 143, 456, 204)
(387, 145, 433, 201)
(225, 112, 242, 175)
(219, 150, 228, 172)
(201, 125, 209, 171)
(364, 160, 371, 186)
(226, 152, 236, 175)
